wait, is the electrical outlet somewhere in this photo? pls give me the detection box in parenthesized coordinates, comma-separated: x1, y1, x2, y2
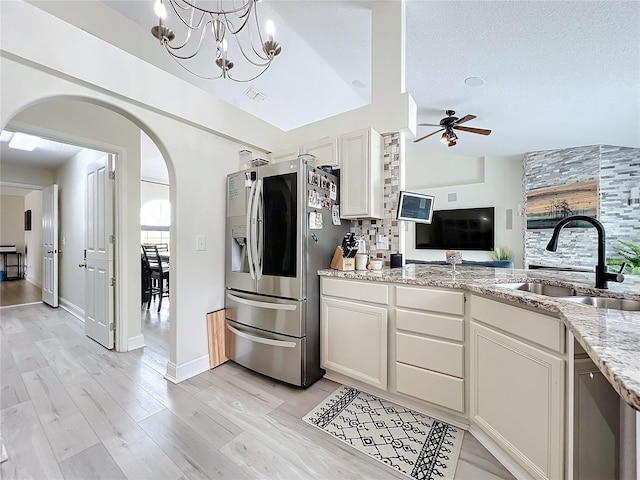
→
(196, 235, 206, 251)
(377, 235, 389, 250)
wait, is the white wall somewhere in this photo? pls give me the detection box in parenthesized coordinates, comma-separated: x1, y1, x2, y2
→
(404, 146, 525, 268)
(0, 194, 25, 251)
(24, 189, 43, 286)
(141, 181, 170, 205)
(0, 163, 54, 188)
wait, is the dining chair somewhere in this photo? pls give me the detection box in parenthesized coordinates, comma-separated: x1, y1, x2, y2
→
(155, 243, 170, 264)
(141, 244, 170, 311)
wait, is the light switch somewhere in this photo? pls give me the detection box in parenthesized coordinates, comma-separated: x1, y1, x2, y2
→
(196, 235, 206, 251)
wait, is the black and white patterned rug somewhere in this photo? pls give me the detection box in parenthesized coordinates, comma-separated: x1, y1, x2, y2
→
(303, 386, 463, 480)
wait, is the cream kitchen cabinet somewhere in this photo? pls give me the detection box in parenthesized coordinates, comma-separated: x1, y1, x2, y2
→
(339, 128, 383, 219)
(300, 137, 339, 168)
(269, 147, 301, 163)
(320, 278, 388, 390)
(395, 285, 466, 414)
(469, 295, 566, 480)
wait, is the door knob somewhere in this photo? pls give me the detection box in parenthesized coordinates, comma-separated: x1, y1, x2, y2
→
(78, 263, 87, 268)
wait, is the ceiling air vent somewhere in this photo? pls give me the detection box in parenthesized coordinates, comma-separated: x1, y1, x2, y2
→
(244, 87, 266, 103)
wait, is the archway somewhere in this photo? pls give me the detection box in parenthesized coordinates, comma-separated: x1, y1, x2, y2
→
(1, 96, 176, 371)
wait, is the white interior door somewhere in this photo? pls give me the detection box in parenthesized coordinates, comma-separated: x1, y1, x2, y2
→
(42, 184, 59, 307)
(84, 154, 115, 349)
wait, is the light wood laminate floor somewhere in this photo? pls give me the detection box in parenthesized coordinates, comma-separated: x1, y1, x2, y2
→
(0, 280, 42, 307)
(1, 302, 514, 480)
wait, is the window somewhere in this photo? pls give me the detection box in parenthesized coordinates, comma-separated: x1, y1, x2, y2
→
(141, 200, 170, 246)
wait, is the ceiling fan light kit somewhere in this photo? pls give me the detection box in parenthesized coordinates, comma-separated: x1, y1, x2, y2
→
(151, 0, 282, 82)
(414, 110, 492, 146)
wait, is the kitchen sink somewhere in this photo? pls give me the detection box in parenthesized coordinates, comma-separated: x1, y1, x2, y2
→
(496, 282, 576, 297)
(558, 296, 640, 311)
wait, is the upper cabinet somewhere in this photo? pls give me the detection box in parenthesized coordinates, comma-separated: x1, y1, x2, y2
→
(339, 128, 383, 219)
(300, 138, 339, 169)
(269, 127, 384, 219)
(269, 147, 301, 164)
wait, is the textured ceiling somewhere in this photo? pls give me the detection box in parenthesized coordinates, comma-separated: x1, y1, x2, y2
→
(10, 0, 640, 161)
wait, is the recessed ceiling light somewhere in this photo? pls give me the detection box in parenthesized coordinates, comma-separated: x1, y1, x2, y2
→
(464, 76, 485, 87)
(9, 132, 41, 151)
(0, 130, 14, 142)
(351, 79, 365, 89)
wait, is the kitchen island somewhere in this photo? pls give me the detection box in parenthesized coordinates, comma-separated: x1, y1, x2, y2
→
(318, 264, 640, 480)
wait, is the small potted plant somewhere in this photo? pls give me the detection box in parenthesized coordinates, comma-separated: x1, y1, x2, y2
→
(491, 246, 514, 262)
(607, 240, 640, 275)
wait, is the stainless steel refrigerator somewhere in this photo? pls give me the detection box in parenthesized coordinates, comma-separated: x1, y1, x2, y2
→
(225, 157, 349, 387)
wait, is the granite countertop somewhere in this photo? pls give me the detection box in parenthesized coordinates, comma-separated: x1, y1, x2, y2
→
(318, 265, 640, 411)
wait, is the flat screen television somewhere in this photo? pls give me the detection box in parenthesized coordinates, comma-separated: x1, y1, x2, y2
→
(415, 207, 495, 251)
(396, 191, 435, 224)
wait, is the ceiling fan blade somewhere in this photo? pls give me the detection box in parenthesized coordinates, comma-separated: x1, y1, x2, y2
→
(418, 123, 441, 127)
(453, 114, 476, 125)
(454, 125, 492, 135)
(413, 128, 444, 143)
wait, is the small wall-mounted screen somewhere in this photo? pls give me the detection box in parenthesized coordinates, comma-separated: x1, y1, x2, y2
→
(396, 191, 435, 224)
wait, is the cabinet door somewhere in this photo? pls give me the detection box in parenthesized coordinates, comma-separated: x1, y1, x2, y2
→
(321, 296, 387, 389)
(301, 138, 338, 168)
(269, 147, 300, 164)
(470, 321, 564, 480)
(339, 128, 382, 219)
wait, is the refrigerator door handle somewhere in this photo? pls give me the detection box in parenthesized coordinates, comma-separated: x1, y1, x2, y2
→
(246, 180, 257, 279)
(251, 179, 263, 280)
(226, 292, 297, 311)
(256, 179, 264, 280)
(227, 324, 297, 348)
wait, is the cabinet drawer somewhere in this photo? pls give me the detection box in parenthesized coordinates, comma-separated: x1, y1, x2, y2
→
(396, 363, 464, 413)
(470, 295, 564, 353)
(396, 286, 464, 316)
(321, 278, 389, 305)
(396, 309, 464, 341)
(396, 333, 464, 378)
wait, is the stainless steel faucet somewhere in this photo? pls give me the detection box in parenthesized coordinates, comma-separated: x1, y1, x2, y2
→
(545, 215, 625, 289)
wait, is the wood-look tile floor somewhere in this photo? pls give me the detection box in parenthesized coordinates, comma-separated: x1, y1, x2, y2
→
(1, 301, 515, 480)
(0, 280, 42, 307)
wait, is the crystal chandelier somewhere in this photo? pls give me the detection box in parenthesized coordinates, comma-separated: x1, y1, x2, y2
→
(151, 0, 282, 82)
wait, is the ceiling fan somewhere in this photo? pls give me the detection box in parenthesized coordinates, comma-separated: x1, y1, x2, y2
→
(413, 110, 492, 147)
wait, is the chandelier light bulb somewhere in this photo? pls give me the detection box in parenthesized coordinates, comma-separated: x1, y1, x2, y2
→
(265, 19, 275, 40)
(222, 38, 228, 53)
(154, 0, 167, 19)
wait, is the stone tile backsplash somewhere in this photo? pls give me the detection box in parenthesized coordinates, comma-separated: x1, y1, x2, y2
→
(525, 145, 639, 269)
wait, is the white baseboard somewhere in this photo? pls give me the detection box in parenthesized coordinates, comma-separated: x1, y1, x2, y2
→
(164, 354, 210, 384)
(26, 276, 42, 288)
(59, 298, 84, 321)
(127, 334, 145, 351)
